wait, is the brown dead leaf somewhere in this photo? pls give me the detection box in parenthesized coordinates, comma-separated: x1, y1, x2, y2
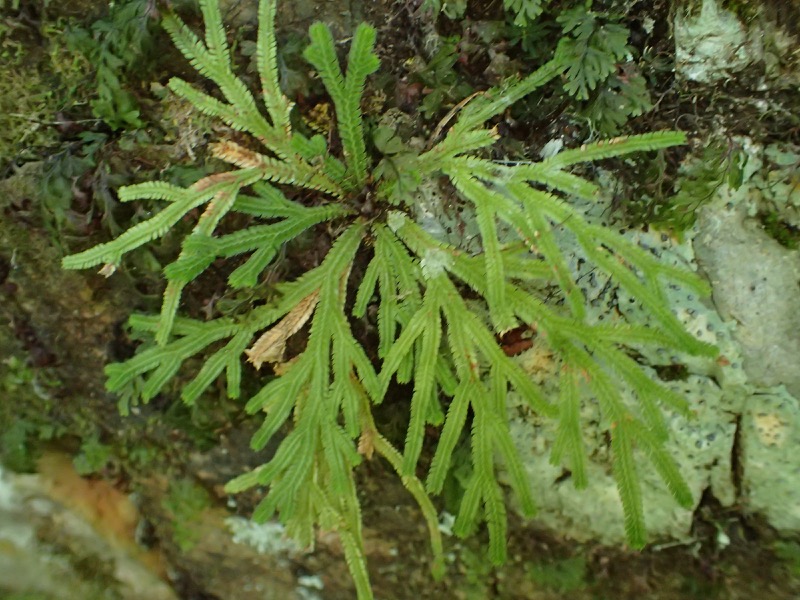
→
(357, 430, 375, 460)
(210, 140, 266, 169)
(245, 290, 319, 370)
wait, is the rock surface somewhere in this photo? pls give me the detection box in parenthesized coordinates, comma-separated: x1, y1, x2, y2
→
(694, 183, 800, 398)
(0, 456, 176, 600)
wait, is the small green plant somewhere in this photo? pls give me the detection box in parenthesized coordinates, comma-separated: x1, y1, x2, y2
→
(426, 1, 653, 134)
(773, 540, 800, 577)
(425, 0, 548, 24)
(422, 0, 467, 19)
(73, 434, 113, 476)
(405, 36, 473, 117)
(554, 4, 652, 134)
(163, 478, 212, 552)
(64, 0, 158, 129)
(63, 1, 716, 597)
(505, 0, 550, 25)
(625, 137, 746, 233)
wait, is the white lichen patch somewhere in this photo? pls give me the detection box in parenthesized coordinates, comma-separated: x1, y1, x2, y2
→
(741, 387, 800, 531)
(225, 516, 301, 556)
(297, 574, 325, 600)
(420, 248, 453, 279)
(674, 0, 763, 83)
(386, 210, 406, 233)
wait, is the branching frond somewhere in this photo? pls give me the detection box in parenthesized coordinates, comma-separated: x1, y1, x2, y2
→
(304, 22, 379, 189)
(550, 362, 588, 489)
(62, 168, 262, 271)
(453, 58, 563, 134)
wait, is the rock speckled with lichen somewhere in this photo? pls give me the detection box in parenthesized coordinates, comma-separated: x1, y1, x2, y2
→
(740, 386, 800, 531)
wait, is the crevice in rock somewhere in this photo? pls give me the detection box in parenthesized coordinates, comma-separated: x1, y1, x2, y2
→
(730, 412, 744, 500)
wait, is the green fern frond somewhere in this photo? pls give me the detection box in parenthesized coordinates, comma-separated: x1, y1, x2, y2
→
(162, 14, 281, 149)
(476, 200, 517, 332)
(117, 180, 189, 203)
(62, 168, 262, 270)
(489, 398, 537, 515)
(426, 379, 471, 493)
(257, 0, 293, 133)
(198, 0, 231, 65)
(550, 364, 588, 489)
(181, 330, 252, 404)
(233, 181, 319, 217)
(363, 225, 423, 361)
(304, 22, 379, 189)
(544, 131, 687, 168)
(401, 281, 443, 474)
(611, 422, 647, 549)
(211, 141, 344, 196)
(452, 57, 563, 134)
(105, 316, 240, 401)
(342, 24, 380, 185)
(636, 424, 694, 509)
(509, 163, 600, 200)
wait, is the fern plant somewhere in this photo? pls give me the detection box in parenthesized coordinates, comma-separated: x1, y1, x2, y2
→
(424, 0, 548, 24)
(63, 1, 716, 597)
(554, 4, 652, 134)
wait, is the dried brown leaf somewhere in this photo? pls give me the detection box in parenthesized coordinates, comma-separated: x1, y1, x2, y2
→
(245, 291, 320, 370)
(210, 140, 266, 169)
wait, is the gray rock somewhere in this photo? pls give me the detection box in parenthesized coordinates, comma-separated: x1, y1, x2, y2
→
(505, 211, 743, 544)
(0, 461, 177, 600)
(740, 386, 800, 531)
(694, 158, 800, 399)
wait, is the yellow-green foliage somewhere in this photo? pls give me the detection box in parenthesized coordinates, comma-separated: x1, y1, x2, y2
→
(63, 1, 718, 597)
(0, 50, 59, 164)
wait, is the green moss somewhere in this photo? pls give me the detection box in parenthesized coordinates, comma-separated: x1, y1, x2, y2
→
(162, 478, 212, 552)
(526, 556, 588, 592)
(457, 546, 495, 598)
(0, 353, 63, 472)
(773, 540, 800, 577)
(0, 56, 61, 166)
(680, 0, 760, 23)
(758, 211, 800, 249)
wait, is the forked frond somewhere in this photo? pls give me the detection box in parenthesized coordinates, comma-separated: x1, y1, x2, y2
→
(550, 363, 588, 489)
(62, 168, 262, 271)
(162, 13, 285, 153)
(303, 22, 379, 189)
(611, 422, 646, 548)
(199, 0, 230, 65)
